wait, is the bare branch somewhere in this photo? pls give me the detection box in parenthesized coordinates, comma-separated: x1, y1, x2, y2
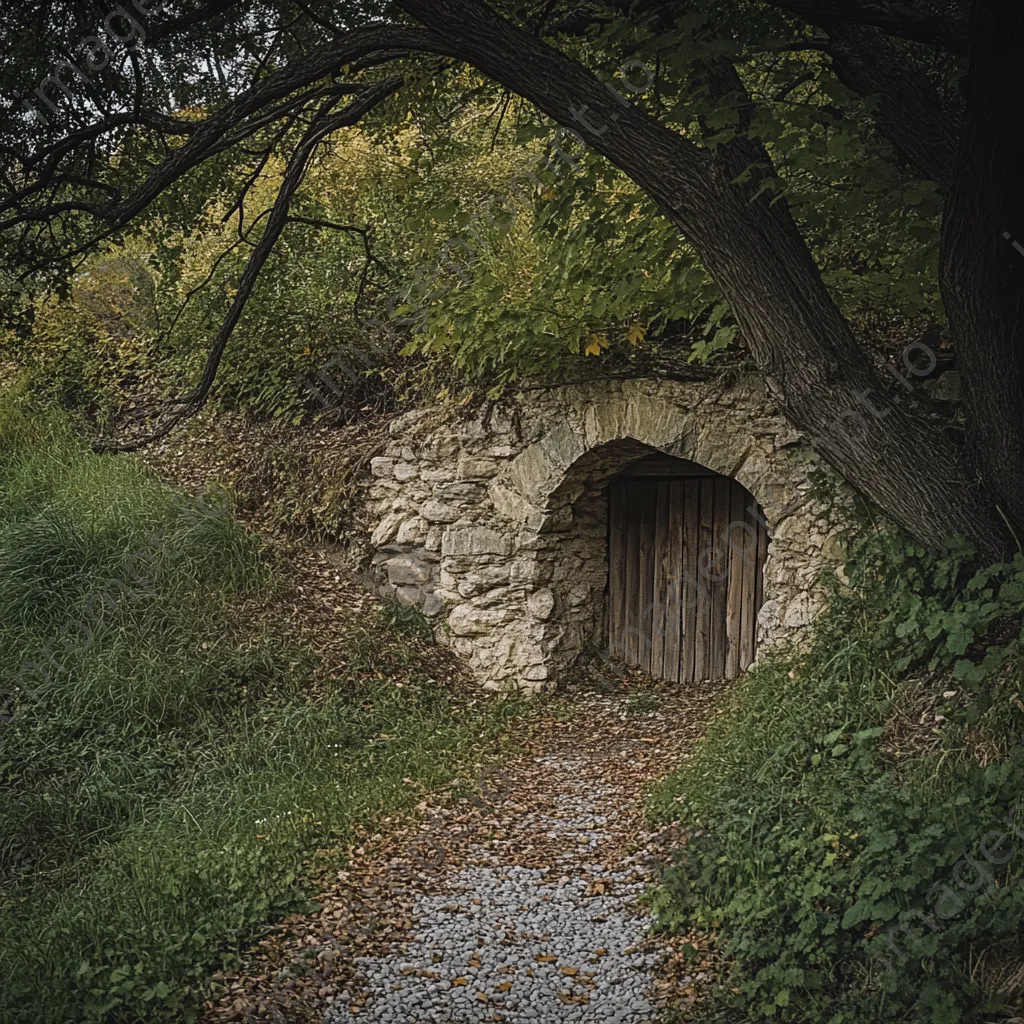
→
(94, 77, 405, 453)
(285, 215, 368, 236)
(144, 0, 246, 45)
(753, 0, 967, 55)
(3, 25, 436, 246)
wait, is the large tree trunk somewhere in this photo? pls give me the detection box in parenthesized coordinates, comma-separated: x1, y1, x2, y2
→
(940, 0, 1024, 546)
(399, 0, 1012, 557)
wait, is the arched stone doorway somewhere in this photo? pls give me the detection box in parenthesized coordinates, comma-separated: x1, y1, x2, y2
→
(367, 377, 852, 691)
(608, 454, 769, 683)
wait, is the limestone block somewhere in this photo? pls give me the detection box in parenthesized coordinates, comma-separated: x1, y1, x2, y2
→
(783, 592, 816, 628)
(442, 526, 513, 557)
(475, 586, 515, 608)
(451, 637, 476, 660)
(394, 585, 421, 606)
(509, 557, 547, 585)
(424, 526, 444, 552)
(386, 556, 432, 586)
(771, 514, 808, 542)
(424, 436, 461, 460)
(448, 603, 510, 636)
(408, 545, 440, 565)
(370, 457, 395, 478)
(437, 482, 485, 502)
(506, 444, 558, 508)
(539, 421, 586, 467)
(419, 500, 461, 523)
(537, 505, 575, 534)
(488, 480, 546, 532)
(421, 590, 445, 616)
(456, 565, 511, 599)
(581, 400, 627, 448)
(457, 576, 485, 598)
(421, 468, 456, 483)
(396, 517, 428, 545)
(457, 456, 501, 480)
(393, 462, 418, 482)
(527, 588, 555, 621)
(370, 512, 403, 547)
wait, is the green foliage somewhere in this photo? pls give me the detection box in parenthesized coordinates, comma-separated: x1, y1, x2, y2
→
(2, 5, 954, 416)
(648, 530, 1024, 1023)
(0, 393, 526, 1023)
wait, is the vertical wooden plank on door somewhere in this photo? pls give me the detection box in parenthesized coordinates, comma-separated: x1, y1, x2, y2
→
(637, 481, 656, 673)
(740, 497, 760, 670)
(681, 477, 701, 682)
(709, 478, 731, 679)
(694, 477, 715, 681)
(607, 479, 626, 660)
(664, 480, 684, 682)
(651, 481, 670, 679)
(623, 480, 641, 665)
(724, 480, 746, 679)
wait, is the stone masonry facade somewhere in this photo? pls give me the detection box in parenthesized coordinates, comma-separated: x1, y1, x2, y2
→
(367, 376, 854, 692)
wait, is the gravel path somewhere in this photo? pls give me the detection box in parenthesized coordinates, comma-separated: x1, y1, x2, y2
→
(325, 754, 661, 1023)
(203, 684, 726, 1024)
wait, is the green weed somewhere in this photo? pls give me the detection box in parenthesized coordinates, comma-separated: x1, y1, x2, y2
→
(648, 529, 1024, 1023)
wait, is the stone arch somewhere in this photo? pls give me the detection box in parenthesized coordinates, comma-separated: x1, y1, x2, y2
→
(488, 381, 806, 540)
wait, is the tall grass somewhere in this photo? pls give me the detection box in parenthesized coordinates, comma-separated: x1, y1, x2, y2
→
(0, 394, 523, 1022)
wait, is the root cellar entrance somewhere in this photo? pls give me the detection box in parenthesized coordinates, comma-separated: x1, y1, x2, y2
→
(369, 377, 849, 691)
(607, 454, 769, 683)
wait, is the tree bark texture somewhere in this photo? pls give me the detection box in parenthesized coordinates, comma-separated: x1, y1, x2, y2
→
(940, 0, 1024, 546)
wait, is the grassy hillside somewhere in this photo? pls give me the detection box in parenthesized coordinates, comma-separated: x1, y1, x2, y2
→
(0, 393, 525, 1023)
(648, 531, 1024, 1023)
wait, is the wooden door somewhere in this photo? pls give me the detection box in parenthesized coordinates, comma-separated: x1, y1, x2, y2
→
(607, 472, 769, 682)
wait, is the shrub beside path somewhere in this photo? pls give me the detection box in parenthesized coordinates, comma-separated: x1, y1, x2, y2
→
(201, 681, 727, 1023)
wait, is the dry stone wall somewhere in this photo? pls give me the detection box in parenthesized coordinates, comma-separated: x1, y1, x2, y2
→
(368, 376, 854, 691)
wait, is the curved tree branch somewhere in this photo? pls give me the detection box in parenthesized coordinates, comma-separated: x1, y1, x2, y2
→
(388, 0, 1009, 555)
(2, 27, 440, 272)
(754, 0, 967, 54)
(822, 21, 959, 187)
(94, 76, 405, 453)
